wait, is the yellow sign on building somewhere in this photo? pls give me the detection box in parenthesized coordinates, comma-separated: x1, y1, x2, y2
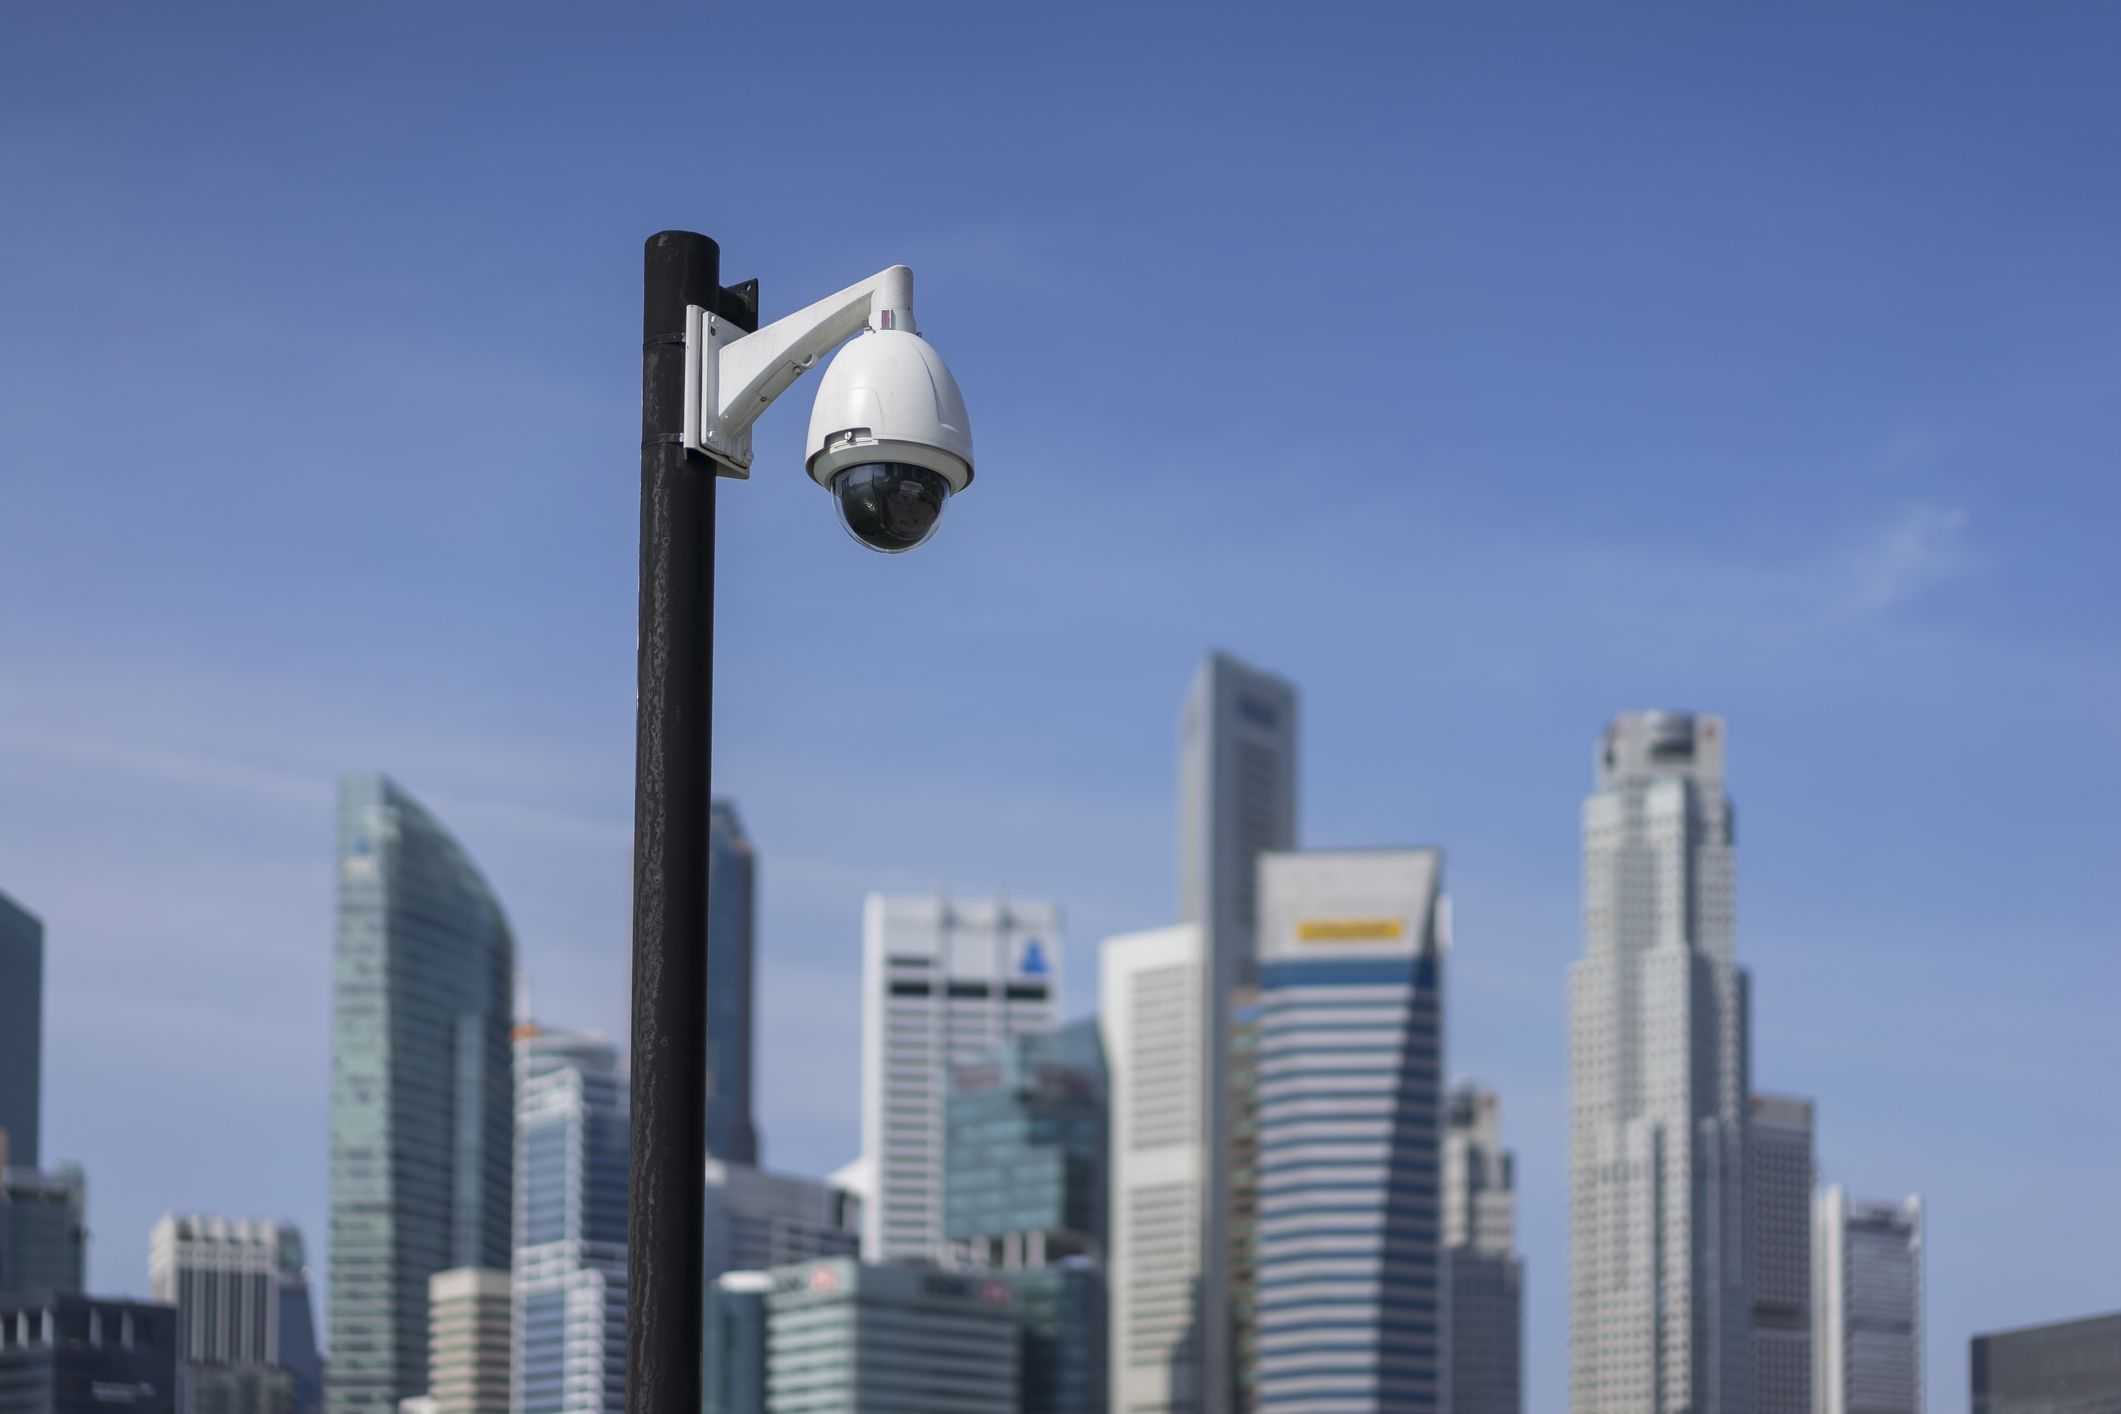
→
(1296, 917, 1405, 943)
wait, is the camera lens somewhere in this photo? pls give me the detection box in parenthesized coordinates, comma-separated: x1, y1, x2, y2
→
(831, 462, 950, 553)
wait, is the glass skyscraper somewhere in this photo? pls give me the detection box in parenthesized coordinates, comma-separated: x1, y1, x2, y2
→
(706, 802, 758, 1166)
(513, 1027, 628, 1414)
(1250, 849, 1447, 1411)
(1175, 652, 1296, 1414)
(0, 888, 42, 1173)
(327, 774, 514, 1414)
(944, 1018, 1108, 1413)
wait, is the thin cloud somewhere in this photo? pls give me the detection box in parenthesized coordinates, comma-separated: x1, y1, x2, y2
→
(1839, 502, 1974, 614)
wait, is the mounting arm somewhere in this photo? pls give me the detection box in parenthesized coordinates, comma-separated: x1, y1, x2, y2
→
(683, 265, 916, 476)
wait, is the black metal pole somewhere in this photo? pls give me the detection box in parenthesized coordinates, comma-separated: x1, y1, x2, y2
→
(630, 229, 720, 1414)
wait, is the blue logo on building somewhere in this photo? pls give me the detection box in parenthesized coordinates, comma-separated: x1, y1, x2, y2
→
(1019, 940, 1050, 976)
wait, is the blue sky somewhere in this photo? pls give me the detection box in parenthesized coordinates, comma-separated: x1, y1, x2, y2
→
(4, 3, 2118, 1408)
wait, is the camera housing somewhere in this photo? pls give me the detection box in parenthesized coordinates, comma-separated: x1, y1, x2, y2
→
(685, 264, 975, 553)
(805, 330, 974, 553)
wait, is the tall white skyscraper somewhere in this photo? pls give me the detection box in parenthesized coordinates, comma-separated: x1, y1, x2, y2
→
(859, 894, 1060, 1263)
(1252, 850, 1447, 1410)
(1102, 924, 1209, 1414)
(1815, 1187, 1924, 1414)
(1749, 1094, 1816, 1414)
(511, 1028, 627, 1414)
(1446, 1086, 1524, 1414)
(1567, 711, 1751, 1413)
(1176, 651, 1296, 1410)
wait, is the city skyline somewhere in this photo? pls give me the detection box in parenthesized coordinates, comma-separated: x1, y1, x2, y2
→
(8, 8, 2121, 1410)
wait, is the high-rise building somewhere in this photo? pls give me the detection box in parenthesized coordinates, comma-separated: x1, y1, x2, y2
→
(702, 1163, 860, 1286)
(1749, 1094, 1815, 1414)
(148, 1216, 322, 1414)
(0, 888, 43, 1172)
(512, 1029, 627, 1414)
(1102, 924, 1209, 1414)
(424, 1271, 509, 1414)
(699, 1160, 861, 1410)
(1971, 1311, 2121, 1413)
(1567, 711, 1751, 1413)
(859, 894, 1060, 1263)
(944, 1019, 1108, 1413)
(0, 1293, 178, 1414)
(706, 802, 759, 1167)
(0, 1165, 86, 1297)
(1445, 1085, 1523, 1414)
(702, 1273, 770, 1414)
(1176, 653, 1296, 1414)
(327, 775, 515, 1414)
(1250, 849, 1447, 1411)
(757, 1259, 1018, 1412)
(1815, 1187, 1923, 1414)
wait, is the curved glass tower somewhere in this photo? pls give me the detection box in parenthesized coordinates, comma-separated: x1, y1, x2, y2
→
(327, 774, 515, 1414)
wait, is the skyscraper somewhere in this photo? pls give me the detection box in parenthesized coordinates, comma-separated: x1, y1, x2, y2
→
(859, 894, 1060, 1263)
(1971, 1311, 2121, 1413)
(327, 775, 515, 1414)
(148, 1215, 323, 1414)
(706, 802, 759, 1167)
(1102, 924, 1208, 1414)
(1175, 651, 1297, 1412)
(512, 1028, 628, 1414)
(1445, 1085, 1524, 1414)
(1250, 849, 1447, 1411)
(1815, 1187, 1923, 1414)
(1567, 711, 1751, 1413)
(1749, 1094, 1816, 1414)
(944, 1019, 1108, 1414)
(0, 888, 42, 1172)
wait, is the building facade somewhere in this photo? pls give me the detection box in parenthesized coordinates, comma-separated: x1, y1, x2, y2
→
(944, 1018, 1108, 1413)
(706, 801, 759, 1166)
(859, 894, 1060, 1263)
(512, 1030, 628, 1414)
(703, 1274, 770, 1414)
(1748, 1094, 1815, 1414)
(762, 1259, 1017, 1412)
(1567, 711, 1751, 1413)
(1815, 1187, 1923, 1414)
(1102, 925, 1209, 1414)
(1251, 850, 1447, 1411)
(0, 889, 42, 1173)
(0, 1294, 178, 1414)
(147, 1216, 322, 1414)
(0, 1168, 85, 1298)
(703, 1164, 860, 1286)
(1177, 652, 1297, 1414)
(1445, 1086, 1523, 1414)
(327, 775, 515, 1414)
(425, 1271, 508, 1414)
(1972, 1311, 2121, 1414)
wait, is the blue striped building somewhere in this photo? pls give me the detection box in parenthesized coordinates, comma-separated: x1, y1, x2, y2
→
(1249, 850, 1446, 1413)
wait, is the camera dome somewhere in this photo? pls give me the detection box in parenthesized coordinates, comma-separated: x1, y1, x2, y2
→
(831, 462, 951, 553)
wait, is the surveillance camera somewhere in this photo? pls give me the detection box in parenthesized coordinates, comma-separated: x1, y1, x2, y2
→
(805, 329, 974, 554)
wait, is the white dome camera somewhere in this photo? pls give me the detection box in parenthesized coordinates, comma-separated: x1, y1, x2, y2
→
(683, 265, 974, 553)
(805, 329, 973, 553)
